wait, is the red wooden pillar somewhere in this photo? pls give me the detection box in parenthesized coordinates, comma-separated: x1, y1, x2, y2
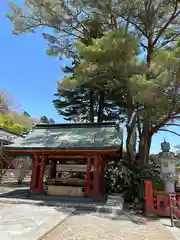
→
(50, 160, 56, 178)
(30, 154, 38, 192)
(93, 155, 100, 196)
(86, 156, 91, 195)
(144, 180, 154, 216)
(30, 154, 46, 193)
(99, 157, 105, 195)
(38, 155, 46, 192)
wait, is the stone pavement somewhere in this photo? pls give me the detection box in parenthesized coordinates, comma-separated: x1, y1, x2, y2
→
(0, 187, 179, 240)
(0, 203, 73, 240)
(42, 211, 177, 240)
(160, 218, 180, 240)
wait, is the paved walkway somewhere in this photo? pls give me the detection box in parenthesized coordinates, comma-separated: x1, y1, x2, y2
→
(160, 218, 180, 240)
(42, 211, 176, 240)
(0, 203, 73, 240)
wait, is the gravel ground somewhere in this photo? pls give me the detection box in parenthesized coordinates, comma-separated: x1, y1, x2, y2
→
(42, 211, 176, 240)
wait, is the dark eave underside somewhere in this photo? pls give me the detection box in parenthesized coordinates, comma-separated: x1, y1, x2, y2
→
(5, 146, 121, 153)
(5, 148, 121, 159)
(35, 122, 118, 129)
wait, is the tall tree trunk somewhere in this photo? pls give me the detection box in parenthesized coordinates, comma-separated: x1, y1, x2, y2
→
(126, 121, 137, 164)
(139, 39, 153, 164)
(139, 123, 151, 164)
(97, 91, 105, 122)
(89, 90, 94, 123)
(147, 133, 152, 160)
(139, 129, 152, 164)
(126, 93, 136, 164)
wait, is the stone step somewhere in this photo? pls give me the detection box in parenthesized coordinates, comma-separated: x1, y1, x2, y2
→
(95, 206, 123, 215)
(106, 194, 124, 206)
(94, 194, 124, 216)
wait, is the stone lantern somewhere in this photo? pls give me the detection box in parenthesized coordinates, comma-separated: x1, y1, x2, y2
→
(159, 140, 177, 193)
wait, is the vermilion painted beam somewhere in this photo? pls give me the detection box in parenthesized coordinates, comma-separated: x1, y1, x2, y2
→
(48, 155, 85, 159)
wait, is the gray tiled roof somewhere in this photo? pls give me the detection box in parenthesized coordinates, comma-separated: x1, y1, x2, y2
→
(4, 122, 123, 150)
(0, 128, 24, 143)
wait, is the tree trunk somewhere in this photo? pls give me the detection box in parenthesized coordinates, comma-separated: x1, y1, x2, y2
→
(139, 124, 152, 164)
(138, 39, 153, 164)
(126, 123, 137, 164)
(89, 90, 94, 123)
(97, 91, 105, 122)
(126, 94, 136, 164)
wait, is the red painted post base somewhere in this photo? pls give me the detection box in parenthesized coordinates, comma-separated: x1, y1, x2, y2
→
(144, 180, 154, 216)
(92, 155, 103, 200)
(84, 155, 105, 200)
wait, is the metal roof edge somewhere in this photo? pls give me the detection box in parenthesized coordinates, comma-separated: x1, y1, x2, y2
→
(34, 121, 117, 129)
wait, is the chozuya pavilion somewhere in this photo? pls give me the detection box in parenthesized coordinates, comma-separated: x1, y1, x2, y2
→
(3, 122, 123, 199)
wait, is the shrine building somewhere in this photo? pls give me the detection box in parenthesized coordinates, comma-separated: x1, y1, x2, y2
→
(3, 122, 123, 198)
(0, 127, 24, 145)
(0, 128, 24, 169)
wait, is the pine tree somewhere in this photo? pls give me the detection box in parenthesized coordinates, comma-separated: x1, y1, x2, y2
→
(48, 118, 55, 123)
(40, 116, 49, 123)
(23, 111, 31, 118)
(7, 0, 180, 164)
(53, 15, 120, 122)
(72, 28, 180, 163)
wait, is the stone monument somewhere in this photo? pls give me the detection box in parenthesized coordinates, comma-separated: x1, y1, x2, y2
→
(159, 140, 177, 192)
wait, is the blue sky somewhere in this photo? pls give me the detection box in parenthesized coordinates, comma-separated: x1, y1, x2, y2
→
(1, 0, 180, 153)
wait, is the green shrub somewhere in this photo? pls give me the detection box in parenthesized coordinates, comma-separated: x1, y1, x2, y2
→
(105, 159, 164, 203)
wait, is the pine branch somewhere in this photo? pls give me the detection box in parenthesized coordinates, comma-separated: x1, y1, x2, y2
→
(158, 129, 180, 136)
(169, 115, 180, 120)
(151, 76, 180, 134)
(140, 43, 148, 50)
(14, 21, 78, 38)
(153, 1, 180, 46)
(120, 16, 147, 37)
(164, 123, 180, 127)
(151, 114, 180, 134)
(159, 31, 180, 48)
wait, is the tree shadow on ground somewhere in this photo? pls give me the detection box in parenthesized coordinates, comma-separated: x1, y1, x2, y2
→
(0, 182, 29, 188)
(0, 188, 105, 205)
(0, 188, 29, 199)
(53, 207, 161, 225)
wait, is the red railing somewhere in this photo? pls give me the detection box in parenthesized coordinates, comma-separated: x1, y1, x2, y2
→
(144, 180, 180, 217)
(153, 191, 170, 216)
